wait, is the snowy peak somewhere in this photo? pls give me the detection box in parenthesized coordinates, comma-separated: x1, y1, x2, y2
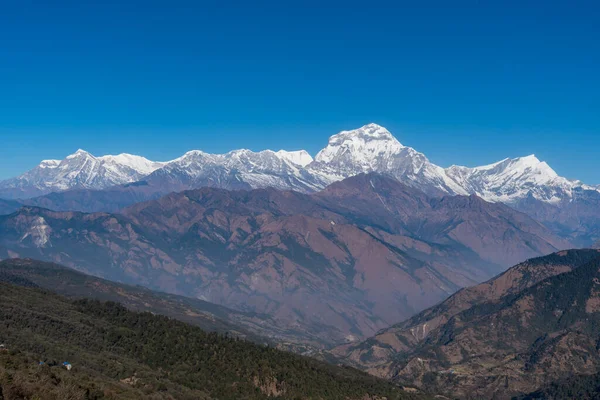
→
(314, 123, 404, 165)
(330, 123, 400, 144)
(446, 154, 574, 204)
(66, 149, 94, 159)
(58, 149, 164, 177)
(0, 150, 165, 198)
(470, 154, 558, 180)
(310, 123, 468, 196)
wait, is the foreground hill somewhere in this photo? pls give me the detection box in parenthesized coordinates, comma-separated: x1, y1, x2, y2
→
(0, 258, 323, 350)
(331, 249, 600, 399)
(0, 281, 427, 400)
(0, 174, 568, 345)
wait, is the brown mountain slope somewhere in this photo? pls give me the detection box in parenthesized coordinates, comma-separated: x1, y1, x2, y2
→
(331, 249, 600, 399)
(315, 174, 570, 268)
(0, 174, 571, 346)
(330, 249, 600, 368)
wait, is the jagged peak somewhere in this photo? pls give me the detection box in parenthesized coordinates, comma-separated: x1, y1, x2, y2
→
(470, 154, 558, 179)
(65, 149, 95, 160)
(174, 150, 211, 161)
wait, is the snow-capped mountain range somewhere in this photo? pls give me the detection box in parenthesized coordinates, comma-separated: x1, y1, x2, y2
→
(0, 149, 166, 199)
(0, 123, 596, 206)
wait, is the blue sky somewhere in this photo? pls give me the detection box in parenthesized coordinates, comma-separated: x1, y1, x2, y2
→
(0, 0, 598, 183)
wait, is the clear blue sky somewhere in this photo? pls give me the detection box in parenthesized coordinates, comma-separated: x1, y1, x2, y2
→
(0, 0, 598, 183)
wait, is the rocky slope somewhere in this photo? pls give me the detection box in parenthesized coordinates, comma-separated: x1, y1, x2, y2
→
(0, 174, 569, 346)
(330, 249, 600, 399)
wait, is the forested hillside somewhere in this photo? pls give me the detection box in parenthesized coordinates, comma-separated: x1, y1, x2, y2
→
(0, 282, 427, 399)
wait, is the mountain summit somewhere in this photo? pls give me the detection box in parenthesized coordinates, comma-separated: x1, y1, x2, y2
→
(309, 124, 468, 196)
(446, 154, 577, 204)
(314, 123, 404, 165)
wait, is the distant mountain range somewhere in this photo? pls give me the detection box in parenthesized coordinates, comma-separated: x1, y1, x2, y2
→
(2, 123, 599, 245)
(2, 123, 596, 203)
(0, 173, 569, 345)
(329, 249, 600, 399)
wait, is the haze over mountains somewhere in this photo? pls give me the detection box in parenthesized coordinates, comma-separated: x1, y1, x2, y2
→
(0, 122, 597, 347)
(0, 173, 570, 345)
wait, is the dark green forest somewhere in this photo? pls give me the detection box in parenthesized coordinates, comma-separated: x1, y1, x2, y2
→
(517, 372, 600, 400)
(0, 282, 426, 399)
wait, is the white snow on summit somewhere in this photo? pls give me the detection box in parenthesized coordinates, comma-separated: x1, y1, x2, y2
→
(445, 154, 581, 204)
(0, 150, 165, 198)
(99, 153, 166, 176)
(315, 123, 404, 166)
(310, 123, 467, 196)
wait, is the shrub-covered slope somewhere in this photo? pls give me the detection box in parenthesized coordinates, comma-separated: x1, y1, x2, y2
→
(0, 282, 427, 399)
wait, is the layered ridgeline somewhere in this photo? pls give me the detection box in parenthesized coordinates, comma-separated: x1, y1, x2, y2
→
(2, 124, 598, 244)
(0, 174, 568, 346)
(0, 280, 427, 400)
(329, 249, 600, 399)
(0, 258, 326, 350)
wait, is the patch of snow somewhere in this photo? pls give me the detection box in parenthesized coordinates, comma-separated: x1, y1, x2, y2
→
(275, 150, 314, 167)
(20, 216, 52, 248)
(39, 160, 60, 169)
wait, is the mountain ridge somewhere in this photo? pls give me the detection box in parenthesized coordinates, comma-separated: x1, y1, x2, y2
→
(2, 123, 596, 205)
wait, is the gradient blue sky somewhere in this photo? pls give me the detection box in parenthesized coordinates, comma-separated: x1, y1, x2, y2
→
(1, 0, 598, 183)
